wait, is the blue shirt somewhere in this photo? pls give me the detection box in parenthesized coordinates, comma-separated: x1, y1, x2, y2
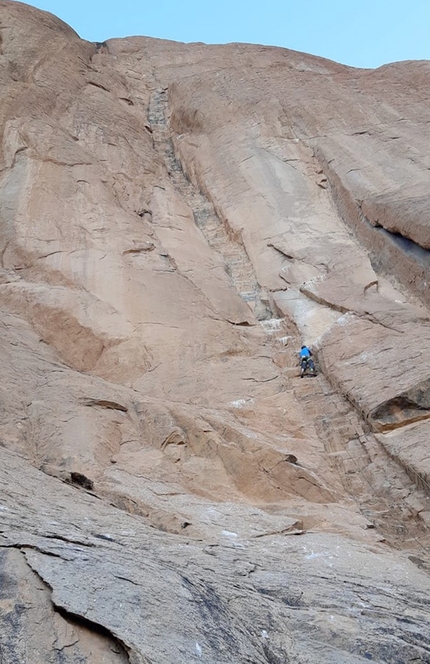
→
(299, 347, 311, 358)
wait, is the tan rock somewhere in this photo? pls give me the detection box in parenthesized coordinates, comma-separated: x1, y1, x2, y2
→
(0, 2, 430, 661)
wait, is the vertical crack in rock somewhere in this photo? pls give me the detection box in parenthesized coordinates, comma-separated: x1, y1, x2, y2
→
(292, 373, 430, 550)
(147, 88, 273, 320)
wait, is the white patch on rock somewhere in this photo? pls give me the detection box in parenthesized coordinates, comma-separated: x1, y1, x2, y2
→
(305, 550, 325, 560)
(229, 398, 254, 409)
(334, 312, 355, 327)
(260, 318, 283, 333)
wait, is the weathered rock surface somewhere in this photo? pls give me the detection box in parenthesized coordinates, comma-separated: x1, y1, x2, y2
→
(0, 1, 430, 662)
(2, 447, 430, 664)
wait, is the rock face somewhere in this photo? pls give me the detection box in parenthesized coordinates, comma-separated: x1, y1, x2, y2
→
(0, 2, 430, 663)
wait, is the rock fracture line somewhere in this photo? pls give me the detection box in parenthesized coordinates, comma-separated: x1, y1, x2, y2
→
(148, 88, 272, 320)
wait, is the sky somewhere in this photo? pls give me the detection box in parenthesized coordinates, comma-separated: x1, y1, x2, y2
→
(17, 0, 430, 69)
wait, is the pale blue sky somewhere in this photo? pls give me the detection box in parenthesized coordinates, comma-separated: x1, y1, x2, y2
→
(18, 0, 430, 69)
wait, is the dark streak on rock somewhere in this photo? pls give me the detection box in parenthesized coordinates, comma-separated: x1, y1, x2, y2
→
(70, 472, 94, 490)
(84, 399, 128, 412)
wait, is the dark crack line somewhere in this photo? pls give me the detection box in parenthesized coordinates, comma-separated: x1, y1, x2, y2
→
(243, 374, 279, 383)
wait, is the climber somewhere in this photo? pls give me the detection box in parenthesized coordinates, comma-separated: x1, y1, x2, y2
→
(299, 345, 316, 378)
